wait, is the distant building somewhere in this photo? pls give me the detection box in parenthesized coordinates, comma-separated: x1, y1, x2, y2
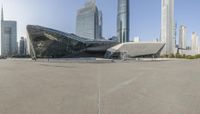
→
(161, 0, 175, 55)
(109, 36, 117, 41)
(76, 0, 102, 40)
(179, 25, 187, 49)
(179, 50, 199, 56)
(1, 7, 17, 57)
(186, 46, 191, 50)
(133, 37, 140, 43)
(191, 32, 199, 51)
(117, 0, 129, 43)
(19, 37, 27, 56)
(153, 38, 159, 43)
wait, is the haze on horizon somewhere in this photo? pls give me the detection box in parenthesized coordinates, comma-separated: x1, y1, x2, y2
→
(0, 0, 200, 45)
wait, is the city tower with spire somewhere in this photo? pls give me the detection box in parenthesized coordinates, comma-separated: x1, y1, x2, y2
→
(0, 5, 17, 56)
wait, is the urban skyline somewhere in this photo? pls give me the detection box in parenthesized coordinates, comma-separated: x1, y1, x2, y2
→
(0, 0, 200, 43)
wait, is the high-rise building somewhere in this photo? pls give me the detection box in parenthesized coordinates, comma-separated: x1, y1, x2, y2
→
(191, 32, 199, 51)
(1, 7, 17, 57)
(108, 36, 117, 41)
(98, 11, 103, 39)
(133, 36, 140, 43)
(117, 0, 129, 43)
(76, 0, 102, 40)
(19, 37, 27, 56)
(179, 25, 187, 49)
(161, 0, 175, 55)
(173, 23, 177, 50)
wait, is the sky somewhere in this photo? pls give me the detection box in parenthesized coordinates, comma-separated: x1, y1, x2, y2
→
(1, 0, 200, 45)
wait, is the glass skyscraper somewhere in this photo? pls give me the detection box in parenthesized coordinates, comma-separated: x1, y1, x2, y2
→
(98, 11, 103, 39)
(1, 7, 17, 57)
(19, 37, 27, 56)
(161, 0, 175, 55)
(179, 25, 187, 49)
(76, 0, 102, 40)
(117, 0, 130, 43)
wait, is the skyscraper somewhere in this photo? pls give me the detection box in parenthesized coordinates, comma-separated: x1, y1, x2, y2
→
(98, 11, 103, 39)
(1, 7, 17, 57)
(173, 23, 177, 50)
(117, 0, 129, 43)
(19, 37, 27, 56)
(76, 0, 102, 40)
(191, 32, 199, 51)
(179, 25, 187, 49)
(161, 0, 175, 55)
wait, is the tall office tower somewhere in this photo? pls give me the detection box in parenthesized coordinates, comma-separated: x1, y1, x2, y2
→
(76, 0, 102, 40)
(179, 25, 187, 49)
(161, 0, 175, 55)
(191, 32, 199, 51)
(173, 23, 177, 50)
(98, 11, 103, 39)
(1, 7, 17, 57)
(117, 0, 129, 43)
(19, 37, 27, 56)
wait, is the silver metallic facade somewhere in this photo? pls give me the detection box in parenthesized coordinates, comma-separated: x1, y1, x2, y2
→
(1, 7, 17, 57)
(105, 42, 165, 59)
(161, 0, 175, 55)
(76, 0, 102, 40)
(27, 25, 165, 59)
(117, 0, 129, 43)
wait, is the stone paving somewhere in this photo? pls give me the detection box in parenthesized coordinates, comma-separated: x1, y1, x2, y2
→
(0, 59, 200, 114)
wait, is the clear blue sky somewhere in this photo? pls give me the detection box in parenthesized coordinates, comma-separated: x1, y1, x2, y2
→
(1, 0, 200, 45)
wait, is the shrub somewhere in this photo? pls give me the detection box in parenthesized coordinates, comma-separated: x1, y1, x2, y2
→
(161, 53, 200, 59)
(168, 54, 175, 58)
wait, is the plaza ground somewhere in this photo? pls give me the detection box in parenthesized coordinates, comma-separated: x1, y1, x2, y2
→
(0, 59, 200, 114)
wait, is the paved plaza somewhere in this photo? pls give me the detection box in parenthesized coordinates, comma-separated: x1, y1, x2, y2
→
(0, 59, 200, 114)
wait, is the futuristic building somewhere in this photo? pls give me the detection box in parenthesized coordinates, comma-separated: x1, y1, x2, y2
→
(27, 25, 165, 59)
(105, 42, 165, 59)
(27, 25, 117, 58)
(117, 0, 130, 43)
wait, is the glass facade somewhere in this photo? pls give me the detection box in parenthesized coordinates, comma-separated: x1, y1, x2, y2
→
(76, 0, 102, 40)
(27, 25, 117, 58)
(117, 0, 129, 43)
(1, 21, 17, 57)
(161, 0, 175, 54)
(1, 7, 17, 57)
